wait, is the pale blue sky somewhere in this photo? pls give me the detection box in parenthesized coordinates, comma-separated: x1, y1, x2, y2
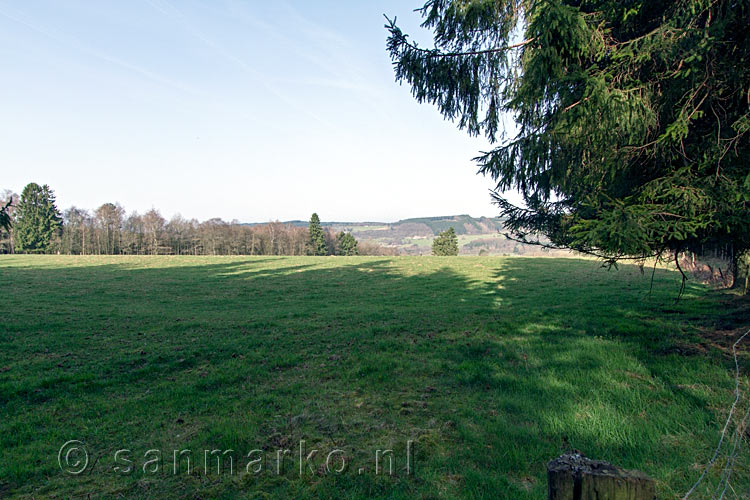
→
(1, 1, 518, 222)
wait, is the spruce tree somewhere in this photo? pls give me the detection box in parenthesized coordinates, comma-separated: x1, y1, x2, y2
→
(387, 1, 750, 290)
(306, 213, 328, 256)
(0, 199, 11, 232)
(336, 232, 359, 256)
(14, 183, 62, 253)
(432, 227, 459, 256)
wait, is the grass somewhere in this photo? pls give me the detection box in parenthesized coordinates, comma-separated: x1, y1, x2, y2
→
(0, 255, 748, 499)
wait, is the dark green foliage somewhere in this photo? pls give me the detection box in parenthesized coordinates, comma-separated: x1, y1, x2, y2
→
(336, 231, 359, 255)
(0, 199, 11, 232)
(387, 1, 750, 277)
(0, 191, 17, 254)
(432, 227, 459, 255)
(13, 183, 62, 253)
(306, 212, 328, 256)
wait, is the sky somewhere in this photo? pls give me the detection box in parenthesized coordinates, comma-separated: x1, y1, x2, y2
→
(0, 0, 520, 223)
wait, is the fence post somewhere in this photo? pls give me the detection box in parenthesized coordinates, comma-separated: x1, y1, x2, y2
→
(547, 452, 656, 500)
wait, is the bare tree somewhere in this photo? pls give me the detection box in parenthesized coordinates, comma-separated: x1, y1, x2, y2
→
(46, 201, 345, 257)
(94, 203, 124, 254)
(142, 209, 166, 255)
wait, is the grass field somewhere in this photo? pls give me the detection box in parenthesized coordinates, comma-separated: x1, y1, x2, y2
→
(1, 255, 748, 499)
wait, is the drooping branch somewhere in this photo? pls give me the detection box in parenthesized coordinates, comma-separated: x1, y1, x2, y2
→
(385, 15, 533, 59)
(500, 230, 656, 264)
(385, 0, 749, 292)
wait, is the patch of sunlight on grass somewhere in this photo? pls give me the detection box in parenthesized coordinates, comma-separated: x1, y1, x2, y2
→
(0, 254, 745, 499)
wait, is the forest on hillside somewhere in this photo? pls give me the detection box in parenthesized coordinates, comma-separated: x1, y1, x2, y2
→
(0, 187, 551, 257)
(0, 188, 397, 256)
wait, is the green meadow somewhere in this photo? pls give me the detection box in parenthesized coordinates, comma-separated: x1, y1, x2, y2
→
(1, 255, 747, 499)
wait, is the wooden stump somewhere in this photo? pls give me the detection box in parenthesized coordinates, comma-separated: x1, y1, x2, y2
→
(547, 452, 656, 500)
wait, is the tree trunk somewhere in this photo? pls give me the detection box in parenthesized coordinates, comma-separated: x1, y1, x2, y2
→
(731, 251, 749, 294)
(547, 452, 655, 500)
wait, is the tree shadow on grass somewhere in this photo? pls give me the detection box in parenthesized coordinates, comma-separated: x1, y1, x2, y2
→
(0, 255, 744, 499)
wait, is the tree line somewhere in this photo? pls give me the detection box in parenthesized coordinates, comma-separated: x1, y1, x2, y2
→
(0, 183, 394, 256)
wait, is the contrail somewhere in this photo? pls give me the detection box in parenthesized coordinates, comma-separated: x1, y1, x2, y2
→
(144, 0, 339, 130)
(0, 5, 202, 97)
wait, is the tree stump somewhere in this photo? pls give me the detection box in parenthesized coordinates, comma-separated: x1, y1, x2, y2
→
(547, 452, 656, 500)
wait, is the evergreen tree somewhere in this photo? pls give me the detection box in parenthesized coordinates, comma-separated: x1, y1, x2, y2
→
(0, 199, 11, 232)
(336, 232, 359, 256)
(387, 1, 750, 291)
(14, 183, 62, 253)
(432, 227, 459, 256)
(0, 190, 18, 254)
(306, 213, 328, 256)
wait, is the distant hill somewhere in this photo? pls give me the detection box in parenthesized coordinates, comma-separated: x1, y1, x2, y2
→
(244, 214, 502, 235)
(390, 215, 504, 235)
(245, 215, 569, 256)
(328, 215, 565, 256)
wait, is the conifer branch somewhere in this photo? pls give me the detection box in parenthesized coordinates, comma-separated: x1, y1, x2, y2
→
(385, 15, 533, 58)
